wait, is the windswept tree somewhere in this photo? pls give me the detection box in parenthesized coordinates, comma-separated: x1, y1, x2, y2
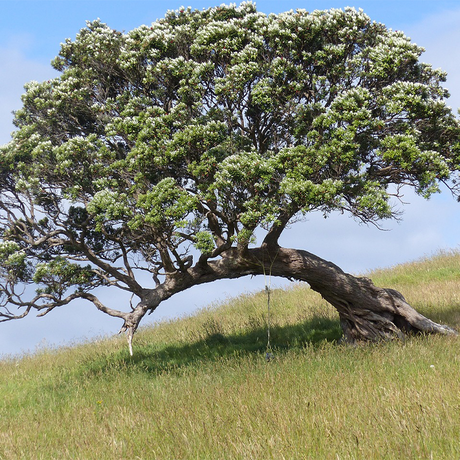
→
(1, 3, 459, 354)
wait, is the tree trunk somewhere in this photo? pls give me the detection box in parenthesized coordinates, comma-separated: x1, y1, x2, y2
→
(124, 245, 457, 352)
(225, 246, 457, 343)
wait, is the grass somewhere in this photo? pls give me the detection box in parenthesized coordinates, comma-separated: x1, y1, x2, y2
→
(1, 251, 460, 459)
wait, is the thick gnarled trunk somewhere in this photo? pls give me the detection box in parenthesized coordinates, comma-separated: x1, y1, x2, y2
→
(207, 245, 457, 343)
(123, 245, 457, 354)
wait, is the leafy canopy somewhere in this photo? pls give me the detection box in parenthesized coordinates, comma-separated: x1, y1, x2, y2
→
(0, 2, 459, 321)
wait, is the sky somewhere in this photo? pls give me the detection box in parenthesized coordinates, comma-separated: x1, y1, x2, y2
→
(0, 0, 460, 357)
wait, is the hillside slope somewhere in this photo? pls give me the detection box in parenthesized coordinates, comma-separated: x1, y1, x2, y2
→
(1, 251, 460, 459)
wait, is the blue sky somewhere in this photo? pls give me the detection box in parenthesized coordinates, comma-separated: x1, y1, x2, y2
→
(1, 0, 460, 357)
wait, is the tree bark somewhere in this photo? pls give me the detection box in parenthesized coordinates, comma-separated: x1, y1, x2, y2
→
(239, 246, 458, 343)
(123, 245, 457, 352)
(202, 245, 457, 343)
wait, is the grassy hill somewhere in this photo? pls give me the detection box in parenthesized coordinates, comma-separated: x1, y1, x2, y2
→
(1, 251, 460, 459)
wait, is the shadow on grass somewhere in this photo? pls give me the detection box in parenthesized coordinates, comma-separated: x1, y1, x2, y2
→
(83, 316, 342, 376)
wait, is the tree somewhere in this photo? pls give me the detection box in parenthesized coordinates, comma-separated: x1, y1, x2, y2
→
(1, 3, 459, 354)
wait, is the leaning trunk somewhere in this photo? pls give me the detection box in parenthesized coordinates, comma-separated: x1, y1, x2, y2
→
(225, 246, 457, 343)
(125, 245, 456, 352)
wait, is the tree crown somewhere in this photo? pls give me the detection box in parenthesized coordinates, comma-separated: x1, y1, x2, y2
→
(1, 2, 459, 324)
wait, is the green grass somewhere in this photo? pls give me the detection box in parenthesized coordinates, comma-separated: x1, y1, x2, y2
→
(1, 251, 460, 459)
